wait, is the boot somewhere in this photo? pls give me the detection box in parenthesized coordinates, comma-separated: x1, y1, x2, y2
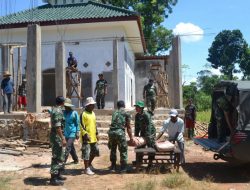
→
(109, 162, 116, 172)
(50, 174, 64, 186)
(120, 164, 128, 173)
(57, 172, 67, 181)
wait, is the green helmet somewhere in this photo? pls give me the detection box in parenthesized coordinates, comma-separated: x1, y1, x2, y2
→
(134, 101, 144, 108)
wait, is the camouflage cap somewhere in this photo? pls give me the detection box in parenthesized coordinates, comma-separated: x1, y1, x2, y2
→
(134, 101, 144, 108)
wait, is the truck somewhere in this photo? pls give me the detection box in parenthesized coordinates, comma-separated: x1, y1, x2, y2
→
(194, 80, 250, 163)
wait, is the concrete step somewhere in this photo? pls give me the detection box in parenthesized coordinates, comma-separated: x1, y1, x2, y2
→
(96, 120, 165, 128)
(98, 126, 163, 134)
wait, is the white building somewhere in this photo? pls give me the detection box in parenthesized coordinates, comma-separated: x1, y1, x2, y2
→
(0, 0, 146, 108)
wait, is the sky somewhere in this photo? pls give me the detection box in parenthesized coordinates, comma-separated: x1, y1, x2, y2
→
(1, 0, 250, 84)
(163, 0, 250, 84)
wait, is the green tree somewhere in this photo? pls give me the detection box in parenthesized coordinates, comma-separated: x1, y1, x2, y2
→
(207, 30, 248, 80)
(239, 45, 250, 79)
(97, 0, 177, 54)
(183, 82, 197, 103)
(197, 70, 226, 95)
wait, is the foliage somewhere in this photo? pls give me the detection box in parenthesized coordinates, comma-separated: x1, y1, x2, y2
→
(183, 82, 197, 102)
(239, 45, 250, 79)
(196, 70, 229, 95)
(97, 0, 177, 54)
(195, 91, 212, 111)
(207, 30, 248, 79)
(161, 172, 190, 188)
(196, 111, 211, 123)
(0, 177, 11, 190)
(126, 180, 156, 190)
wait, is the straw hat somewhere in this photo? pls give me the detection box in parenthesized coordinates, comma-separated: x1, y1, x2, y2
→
(85, 97, 96, 106)
(3, 71, 11, 77)
(64, 98, 74, 107)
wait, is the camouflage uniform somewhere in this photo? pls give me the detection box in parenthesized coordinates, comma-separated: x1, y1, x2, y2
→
(108, 108, 131, 165)
(215, 96, 232, 142)
(143, 83, 157, 113)
(50, 106, 65, 175)
(95, 79, 107, 109)
(135, 110, 156, 147)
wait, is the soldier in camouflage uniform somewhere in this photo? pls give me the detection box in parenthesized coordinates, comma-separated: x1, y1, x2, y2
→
(134, 101, 156, 148)
(49, 96, 66, 186)
(108, 100, 134, 173)
(143, 79, 157, 114)
(215, 85, 236, 142)
(94, 73, 108, 109)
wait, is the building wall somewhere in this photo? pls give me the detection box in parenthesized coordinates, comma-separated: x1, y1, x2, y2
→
(0, 23, 136, 108)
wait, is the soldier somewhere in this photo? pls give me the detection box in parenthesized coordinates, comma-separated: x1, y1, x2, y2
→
(94, 73, 108, 109)
(108, 100, 134, 173)
(215, 85, 236, 142)
(143, 79, 157, 114)
(67, 52, 78, 70)
(49, 96, 66, 186)
(134, 101, 156, 148)
(184, 98, 196, 139)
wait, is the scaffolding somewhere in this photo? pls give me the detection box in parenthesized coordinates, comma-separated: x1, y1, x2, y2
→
(150, 63, 170, 108)
(66, 68, 82, 107)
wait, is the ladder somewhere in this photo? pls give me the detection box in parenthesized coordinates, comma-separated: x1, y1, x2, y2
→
(66, 68, 82, 107)
(150, 63, 170, 108)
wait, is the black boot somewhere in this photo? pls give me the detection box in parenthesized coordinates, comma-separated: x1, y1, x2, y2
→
(50, 174, 64, 186)
(120, 164, 128, 173)
(57, 172, 67, 181)
(109, 162, 116, 172)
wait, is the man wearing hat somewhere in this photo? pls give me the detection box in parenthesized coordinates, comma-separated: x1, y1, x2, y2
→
(143, 79, 157, 114)
(49, 96, 66, 186)
(17, 78, 27, 110)
(156, 109, 185, 164)
(1, 71, 14, 114)
(94, 73, 107, 109)
(134, 101, 156, 148)
(63, 98, 80, 165)
(80, 97, 99, 175)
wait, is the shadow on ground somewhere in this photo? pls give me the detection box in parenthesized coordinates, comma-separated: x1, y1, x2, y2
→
(23, 177, 49, 186)
(182, 162, 250, 183)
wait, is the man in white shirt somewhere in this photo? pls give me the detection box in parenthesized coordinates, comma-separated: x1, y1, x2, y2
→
(156, 109, 185, 164)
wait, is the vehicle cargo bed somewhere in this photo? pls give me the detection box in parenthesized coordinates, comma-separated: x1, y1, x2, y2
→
(193, 138, 225, 152)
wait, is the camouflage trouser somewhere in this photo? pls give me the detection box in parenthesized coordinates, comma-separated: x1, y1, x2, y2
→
(108, 130, 128, 164)
(146, 96, 156, 112)
(216, 120, 226, 142)
(50, 141, 65, 175)
(96, 94, 105, 109)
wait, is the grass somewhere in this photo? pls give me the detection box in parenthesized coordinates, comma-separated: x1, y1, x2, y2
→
(161, 172, 190, 189)
(0, 177, 11, 190)
(126, 180, 156, 190)
(161, 172, 216, 190)
(196, 110, 211, 123)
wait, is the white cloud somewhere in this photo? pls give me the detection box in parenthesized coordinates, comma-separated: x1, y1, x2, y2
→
(210, 68, 221, 75)
(173, 22, 204, 43)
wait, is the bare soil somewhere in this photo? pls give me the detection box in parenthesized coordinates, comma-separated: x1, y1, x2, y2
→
(0, 140, 250, 190)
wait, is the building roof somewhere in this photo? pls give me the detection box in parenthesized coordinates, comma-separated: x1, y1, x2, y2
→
(0, 1, 146, 53)
(0, 1, 138, 25)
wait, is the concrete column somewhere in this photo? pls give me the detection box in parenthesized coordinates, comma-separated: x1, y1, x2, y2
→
(26, 24, 42, 113)
(112, 39, 119, 109)
(55, 42, 66, 98)
(172, 36, 183, 109)
(1, 45, 10, 73)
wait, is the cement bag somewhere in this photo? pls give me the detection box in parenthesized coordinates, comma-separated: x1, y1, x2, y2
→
(155, 141, 175, 152)
(127, 137, 146, 147)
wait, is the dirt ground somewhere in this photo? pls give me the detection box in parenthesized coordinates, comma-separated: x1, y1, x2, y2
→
(1, 140, 250, 190)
